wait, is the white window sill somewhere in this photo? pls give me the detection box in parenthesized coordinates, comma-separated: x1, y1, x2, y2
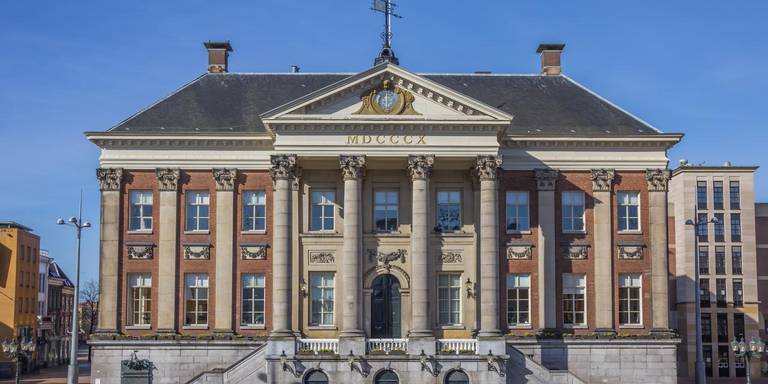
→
(182, 325, 209, 330)
(618, 324, 644, 329)
(241, 230, 267, 235)
(184, 231, 210, 235)
(618, 230, 642, 235)
(125, 325, 151, 330)
(507, 325, 533, 330)
(562, 230, 587, 235)
(240, 325, 266, 330)
(506, 230, 532, 235)
(563, 324, 588, 329)
(438, 325, 465, 330)
(127, 230, 153, 235)
(307, 325, 337, 330)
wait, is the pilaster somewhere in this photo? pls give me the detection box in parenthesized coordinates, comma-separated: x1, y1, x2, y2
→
(646, 168, 672, 333)
(95, 168, 123, 334)
(591, 168, 615, 333)
(534, 168, 558, 330)
(156, 168, 180, 333)
(213, 168, 237, 333)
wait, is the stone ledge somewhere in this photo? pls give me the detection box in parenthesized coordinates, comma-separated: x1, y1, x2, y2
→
(88, 339, 266, 347)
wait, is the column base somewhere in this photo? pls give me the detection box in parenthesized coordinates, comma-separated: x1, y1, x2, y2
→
(339, 336, 367, 356)
(407, 336, 436, 355)
(650, 328, 677, 339)
(477, 336, 506, 356)
(212, 329, 235, 339)
(269, 329, 295, 338)
(477, 329, 503, 338)
(594, 328, 617, 339)
(407, 329, 434, 338)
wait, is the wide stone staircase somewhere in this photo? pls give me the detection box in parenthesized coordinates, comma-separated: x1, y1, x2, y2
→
(186, 344, 268, 384)
(506, 346, 586, 384)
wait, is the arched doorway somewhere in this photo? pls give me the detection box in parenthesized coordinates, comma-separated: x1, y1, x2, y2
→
(374, 370, 399, 384)
(371, 274, 401, 338)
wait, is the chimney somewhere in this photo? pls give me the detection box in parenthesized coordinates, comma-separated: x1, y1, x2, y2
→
(203, 41, 233, 73)
(536, 43, 565, 76)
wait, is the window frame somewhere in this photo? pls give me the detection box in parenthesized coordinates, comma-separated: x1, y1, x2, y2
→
(506, 273, 531, 328)
(729, 180, 741, 210)
(697, 213, 709, 242)
(714, 213, 725, 243)
(373, 190, 400, 233)
(732, 246, 743, 275)
(242, 191, 267, 233)
(562, 273, 587, 327)
(505, 191, 530, 233)
(698, 246, 709, 275)
(128, 190, 154, 232)
(310, 191, 336, 232)
(561, 191, 586, 233)
(436, 190, 462, 232)
(618, 273, 643, 327)
(733, 278, 744, 308)
(713, 180, 724, 210)
(309, 272, 335, 327)
(184, 273, 209, 327)
(715, 246, 726, 275)
(438, 273, 462, 326)
(700, 278, 711, 308)
(617, 191, 641, 233)
(730, 213, 742, 242)
(185, 191, 211, 232)
(127, 273, 152, 327)
(697, 181, 708, 210)
(715, 278, 727, 308)
(241, 273, 266, 327)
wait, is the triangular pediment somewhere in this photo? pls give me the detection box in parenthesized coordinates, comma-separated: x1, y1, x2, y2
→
(260, 63, 514, 124)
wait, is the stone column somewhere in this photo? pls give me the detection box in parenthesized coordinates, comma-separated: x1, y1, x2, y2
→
(476, 155, 503, 338)
(407, 155, 434, 343)
(535, 169, 558, 330)
(591, 169, 615, 333)
(339, 156, 366, 347)
(269, 155, 297, 338)
(647, 169, 672, 333)
(156, 168, 180, 332)
(95, 168, 123, 334)
(213, 168, 237, 334)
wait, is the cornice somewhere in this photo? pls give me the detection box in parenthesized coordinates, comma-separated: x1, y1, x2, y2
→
(503, 134, 683, 149)
(84, 132, 274, 149)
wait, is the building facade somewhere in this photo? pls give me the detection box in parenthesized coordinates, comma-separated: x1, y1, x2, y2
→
(669, 165, 761, 380)
(37, 256, 75, 368)
(0, 222, 40, 377)
(87, 42, 681, 384)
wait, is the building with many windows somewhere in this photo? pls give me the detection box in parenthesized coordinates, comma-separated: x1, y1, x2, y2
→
(86, 40, 683, 384)
(669, 164, 761, 380)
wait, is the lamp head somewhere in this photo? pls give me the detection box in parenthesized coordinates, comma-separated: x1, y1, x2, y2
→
(710, 217, 720, 224)
(685, 219, 694, 226)
(82, 221, 92, 228)
(56, 218, 65, 225)
(68, 217, 77, 224)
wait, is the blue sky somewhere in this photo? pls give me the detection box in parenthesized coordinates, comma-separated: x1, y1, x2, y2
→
(1, 0, 766, 284)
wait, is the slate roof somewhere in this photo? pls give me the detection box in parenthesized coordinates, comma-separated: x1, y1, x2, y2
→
(108, 72, 661, 136)
(49, 261, 74, 288)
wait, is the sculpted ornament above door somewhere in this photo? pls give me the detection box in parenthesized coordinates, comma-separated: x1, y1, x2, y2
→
(354, 79, 419, 115)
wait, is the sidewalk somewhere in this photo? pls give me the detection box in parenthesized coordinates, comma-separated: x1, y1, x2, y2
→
(0, 346, 90, 384)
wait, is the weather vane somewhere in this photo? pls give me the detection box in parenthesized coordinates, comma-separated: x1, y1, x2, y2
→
(372, 0, 402, 65)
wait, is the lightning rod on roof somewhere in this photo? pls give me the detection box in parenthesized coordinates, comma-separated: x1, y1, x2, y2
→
(372, 0, 402, 66)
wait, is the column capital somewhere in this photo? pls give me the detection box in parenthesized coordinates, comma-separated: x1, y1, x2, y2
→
(269, 154, 298, 181)
(534, 168, 559, 191)
(155, 168, 181, 191)
(590, 168, 615, 192)
(408, 155, 435, 180)
(339, 155, 367, 180)
(96, 168, 123, 191)
(475, 155, 503, 181)
(213, 168, 237, 191)
(645, 168, 671, 192)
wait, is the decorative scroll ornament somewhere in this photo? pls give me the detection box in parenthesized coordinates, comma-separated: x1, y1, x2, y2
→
(475, 155, 503, 181)
(506, 245, 533, 260)
(407, 155, 435, 180)
(368, 249, 407, 266)
(241, 245, 267, 260)
(646, 168, 671, 192)
(308, 251, 335, 264)
(534, 168, 559, 191)
(184, 245, 210, 260)
(561, 245, 588, 260)
(618, 245, 644, 259)
(155, 168, 180, 191)
(354, 79, 419, 115)
(339, 155, 367, 180)
(96, 168, 123, 191)
(213, 168, 237, 191)
(590, 168, 615, 192)
(127, 245, 153, 260)
(269, 154, 298, 181)
(439, 251, 463, 264)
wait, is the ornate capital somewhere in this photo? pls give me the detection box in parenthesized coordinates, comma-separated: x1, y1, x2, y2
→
(96, 168, 123, 191)
(645, 168, 671, 192)
(269, 154, 298, 181)
(534, 168, 559, 191)
(339, 155, 367, 181)
(475, 155, 503, 181)
(155, 168, 180, 192)
(212, 168, 237, 191)
(590, 169, 615, 192)
(407, 155, 435, 180)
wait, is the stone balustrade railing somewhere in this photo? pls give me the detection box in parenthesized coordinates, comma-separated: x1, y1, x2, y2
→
(296, 338, 339, 355)
(367, 338, 408, 354)
(436, 339, 478, 355)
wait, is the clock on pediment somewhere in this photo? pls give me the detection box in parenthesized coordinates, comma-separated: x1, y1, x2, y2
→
(354, 79, 420, 115)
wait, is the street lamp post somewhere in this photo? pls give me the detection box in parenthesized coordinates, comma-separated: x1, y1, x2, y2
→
(1, 338, 36, 384)
(57, 193, 91, 384)
(731, 337, 765, 384)
(685, 210, 719, 384)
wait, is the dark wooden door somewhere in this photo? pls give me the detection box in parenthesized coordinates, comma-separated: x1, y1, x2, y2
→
(370, 274, 401, 338)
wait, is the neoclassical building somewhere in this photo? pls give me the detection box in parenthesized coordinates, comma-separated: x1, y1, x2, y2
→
(87, 41, 681, 384)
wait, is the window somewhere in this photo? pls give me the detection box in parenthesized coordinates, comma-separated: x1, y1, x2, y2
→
(303, 370, 329, 384)
(715, 246, 726, 275)
(697, 213, 709, 242)
(128, 273, 152, 326)
(241, 274, 265, 326)
(717, 313, 728, 343)
(445, 370, 470, 384)
(374, 370, 399, 384)
(713, 181, 724, 210)
(184, 273, 209, 326)
(617, 191, 640, 232)
(243, 191, 267, 232)
(506, 274, 530, 327)
(310, 272, 335, 326)
(438, 273, 462, 325)
(436, 191, 461, 232)
(697, 181, 708, 210)
(698, 246, 709, 275)
(310, 191, 335, 231)
(704, 346, 713, 377)
(374, 191, 399, 232)
(562, 191, 585, 232)
(716, 278, 727, 308)
(506, 191, 530, 232)
(734, 313, 745, 339)
(731, 213, 741, 242)
(619, 274, 642, 326)
(700, 278, 710, 307)
(730, 181, 741, 209)
(714, 213, 725, 242)
(185, 191, 210, 232)
(733, 279, 743, 307)
(732, 246, 743, 275)
(701, 313, 712, 343)
(718, 345, 729, 377)
(129, 191, 153, 231)
(563, 274, 586, 326)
